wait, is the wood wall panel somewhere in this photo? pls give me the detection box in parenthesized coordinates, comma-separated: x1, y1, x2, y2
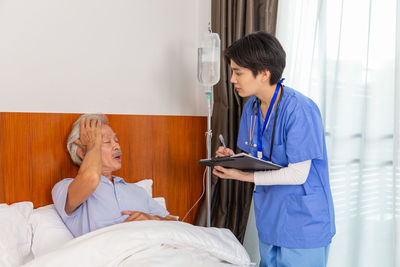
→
(0, 112, 206, 224)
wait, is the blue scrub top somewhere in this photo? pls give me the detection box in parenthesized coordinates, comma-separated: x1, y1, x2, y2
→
(238, 86, 336, 249)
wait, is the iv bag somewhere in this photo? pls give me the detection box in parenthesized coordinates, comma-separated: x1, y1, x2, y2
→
(197, 32, 220, 87)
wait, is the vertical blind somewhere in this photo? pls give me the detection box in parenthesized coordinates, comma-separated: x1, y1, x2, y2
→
(276, 0, 399, 266)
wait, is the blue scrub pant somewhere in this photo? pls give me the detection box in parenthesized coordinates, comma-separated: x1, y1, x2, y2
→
(259, 240, 330, 267)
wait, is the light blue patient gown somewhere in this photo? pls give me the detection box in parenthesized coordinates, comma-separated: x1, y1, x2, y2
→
(237, 86, 336, 267)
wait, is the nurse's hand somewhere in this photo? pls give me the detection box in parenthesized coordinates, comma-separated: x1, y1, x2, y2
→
(215, 146, 235, 157)
(213, 166, 254, 183)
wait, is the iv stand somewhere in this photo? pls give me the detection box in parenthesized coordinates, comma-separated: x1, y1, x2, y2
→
(205, 87, 212, 227)
(200, 23, 219, 228)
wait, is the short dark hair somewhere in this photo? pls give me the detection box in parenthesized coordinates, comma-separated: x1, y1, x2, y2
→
(224, 31, 286, 85)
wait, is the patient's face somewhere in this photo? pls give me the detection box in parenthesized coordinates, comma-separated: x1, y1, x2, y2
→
(101, 125, 122, 174)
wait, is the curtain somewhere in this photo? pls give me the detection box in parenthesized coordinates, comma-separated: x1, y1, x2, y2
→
(195, 0, 278, 243)
(276, 0, 399, 266)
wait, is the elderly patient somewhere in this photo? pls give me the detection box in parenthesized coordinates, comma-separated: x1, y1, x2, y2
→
(52, 113, 176, 237)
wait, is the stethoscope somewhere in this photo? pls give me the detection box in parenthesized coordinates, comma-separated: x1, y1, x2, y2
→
(245, 78, 285, 161)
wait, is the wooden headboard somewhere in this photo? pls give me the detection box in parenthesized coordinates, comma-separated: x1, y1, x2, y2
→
(0, 112, 206, 224)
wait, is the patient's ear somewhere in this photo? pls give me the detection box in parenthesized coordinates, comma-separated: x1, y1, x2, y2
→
(74, 140, 85, 160)
(76, 147, 85, 160)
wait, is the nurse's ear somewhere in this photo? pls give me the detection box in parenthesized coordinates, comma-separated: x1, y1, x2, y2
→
(258, 69, 271, 83)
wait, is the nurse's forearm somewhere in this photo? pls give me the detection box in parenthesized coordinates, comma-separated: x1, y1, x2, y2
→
(254, 160, 311, 185)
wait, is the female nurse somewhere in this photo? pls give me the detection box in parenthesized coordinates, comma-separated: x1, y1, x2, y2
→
(212, 32, 336, 267)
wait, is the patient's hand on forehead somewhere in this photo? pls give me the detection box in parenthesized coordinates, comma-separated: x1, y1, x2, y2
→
(74, 118, 103, 153)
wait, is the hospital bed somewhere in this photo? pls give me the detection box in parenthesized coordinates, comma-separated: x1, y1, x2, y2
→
(0, 112, 252, 267)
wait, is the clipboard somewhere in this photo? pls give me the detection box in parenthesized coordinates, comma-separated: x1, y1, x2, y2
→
(198, 153, 282, 172)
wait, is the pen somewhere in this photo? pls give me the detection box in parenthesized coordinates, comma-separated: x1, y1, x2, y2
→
(219, 134, 227, 148)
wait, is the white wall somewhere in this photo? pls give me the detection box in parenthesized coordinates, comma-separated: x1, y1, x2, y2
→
(0, 0, 210, 116)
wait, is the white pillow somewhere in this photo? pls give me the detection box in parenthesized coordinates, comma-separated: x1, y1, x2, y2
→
(0, 201, 33, 266)
(136, 180, 167, 209)
(134, 179, 153, 197)
(153, 197, 166, 209)
(30, 204, 74, 258)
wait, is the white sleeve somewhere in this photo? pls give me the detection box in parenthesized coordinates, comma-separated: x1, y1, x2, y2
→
(253, 160, 311, 185)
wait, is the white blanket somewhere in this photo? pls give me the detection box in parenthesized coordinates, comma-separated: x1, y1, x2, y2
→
(23, 221, 253, 267)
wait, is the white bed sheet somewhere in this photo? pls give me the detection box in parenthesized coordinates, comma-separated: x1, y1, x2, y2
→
(23, 220, 253, 267)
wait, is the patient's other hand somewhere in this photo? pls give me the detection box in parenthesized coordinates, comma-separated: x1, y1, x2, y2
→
(122, 211, 160, 222)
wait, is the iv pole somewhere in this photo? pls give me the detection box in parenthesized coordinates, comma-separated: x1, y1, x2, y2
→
(205, 86, 212, 227)
(198, 23, 220, 228)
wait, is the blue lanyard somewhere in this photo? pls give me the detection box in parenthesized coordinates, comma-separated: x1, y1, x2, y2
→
(257, 78, 285, 156)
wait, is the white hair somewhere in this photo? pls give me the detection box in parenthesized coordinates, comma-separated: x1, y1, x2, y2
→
(67, 113, 109, 166)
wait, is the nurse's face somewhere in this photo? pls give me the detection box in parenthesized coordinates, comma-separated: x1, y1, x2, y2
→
(230, 60, 267, 98)
(101, 125, 122, 174)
